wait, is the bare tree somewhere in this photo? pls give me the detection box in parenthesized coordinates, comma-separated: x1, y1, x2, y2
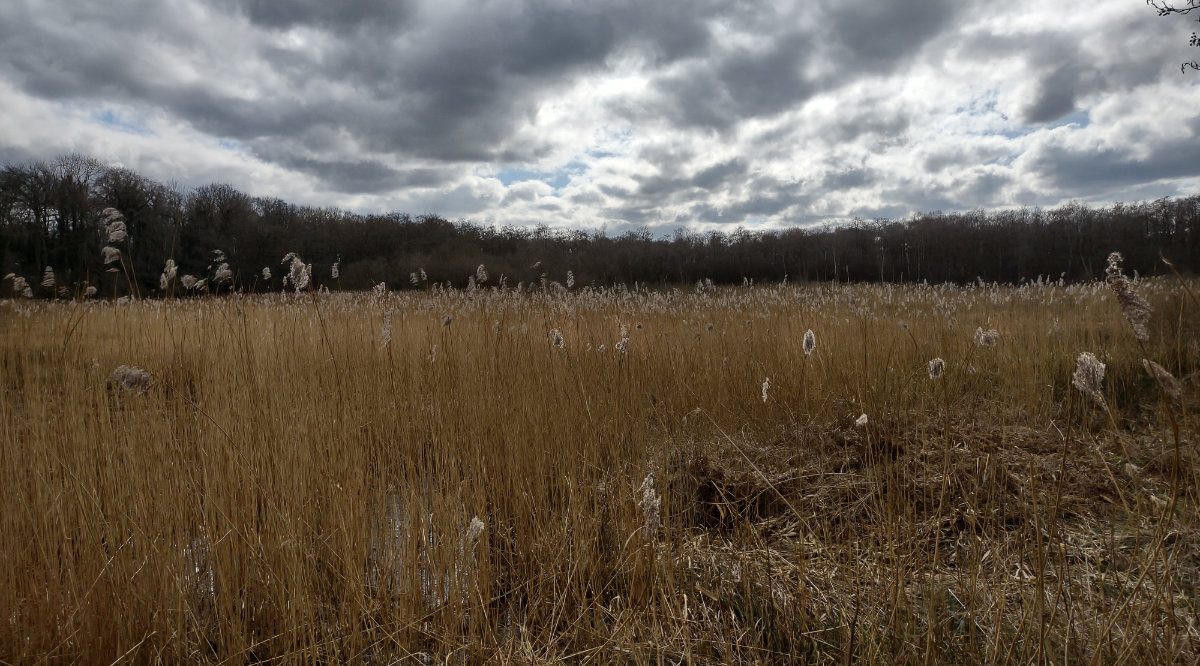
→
(1148, 0, 1200, 72)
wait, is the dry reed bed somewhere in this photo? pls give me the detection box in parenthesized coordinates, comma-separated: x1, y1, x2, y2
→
(0, 277, 1196, 664)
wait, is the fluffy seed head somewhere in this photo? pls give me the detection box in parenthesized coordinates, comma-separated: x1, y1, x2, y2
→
(213, 263, 233, 286)
(855, 413, 869, 427)
(283, 255, 310, 292)
(1072, 352, 1108, 411)
(108, 365, 152, 394)
(262, 267, 271, 281)
(106, 220, 127, 244)
(159, 259, 178, 291)
(475, 264, 488, 284)
(465, 516, 485, 542)
(1142, 359, 1180, 403)
(102, 246, 122, 265)
(638, 473, 661, 543)
(7, 274, 32, 298)
(380, 313, 392, 349)
(928, 357, 944, 379)
(1105, 251, 1151, 342)
(566, 270, 575, 289)
(803, 329, 816, 355)
(974, 327, 998, 347)
(550, 328, 564, 348)
(40, 267, 54, 289)
(761, 377, 770, 402)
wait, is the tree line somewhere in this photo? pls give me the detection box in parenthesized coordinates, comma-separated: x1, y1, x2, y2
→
(1, 154, 1196, 298)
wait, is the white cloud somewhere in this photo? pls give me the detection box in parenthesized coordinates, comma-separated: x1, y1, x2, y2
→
(0, 0, 1196, 232)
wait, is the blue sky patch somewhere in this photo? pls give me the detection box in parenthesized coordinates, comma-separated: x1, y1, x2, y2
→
(494, 161, 588, 190)
(91, 109, 152, 136)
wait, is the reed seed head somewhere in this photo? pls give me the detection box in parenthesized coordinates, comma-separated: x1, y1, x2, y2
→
(1142, 359, 1180, 403)
(213, 263, 233, 286)
(974, 327, 998, 347)
(106, 221, 128, 244)
(6, 274, 32, 298)
(465, 516, 485, 542)
(1072, 351, 1108, 411)
(928, 357, 944, 379)
(108, 365, 152, 394)
(160, 259, 177, 291)
(380, 313, 392, 349)
(283, 255, 310, 292)
(638, 473, 661, 543)
(803, 329, 816, 355)
(1104, 251, 1151, 342)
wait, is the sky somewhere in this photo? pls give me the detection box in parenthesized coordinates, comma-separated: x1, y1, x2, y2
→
(1, 0, 1198, 235)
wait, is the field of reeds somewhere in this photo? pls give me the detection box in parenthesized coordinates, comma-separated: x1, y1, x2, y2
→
(2, 260, 1197, 664)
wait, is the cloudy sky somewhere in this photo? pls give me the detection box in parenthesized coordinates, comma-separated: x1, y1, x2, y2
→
(1, 0, 1197, 234)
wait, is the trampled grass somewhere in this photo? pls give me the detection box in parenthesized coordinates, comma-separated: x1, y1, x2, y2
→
(1, 275, 1197, 664)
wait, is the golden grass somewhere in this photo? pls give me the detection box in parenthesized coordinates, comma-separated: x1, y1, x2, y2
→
(1, 278, 1197, 664)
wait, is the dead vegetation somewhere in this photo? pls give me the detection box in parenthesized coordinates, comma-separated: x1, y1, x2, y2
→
(0, 274, 1196, 664)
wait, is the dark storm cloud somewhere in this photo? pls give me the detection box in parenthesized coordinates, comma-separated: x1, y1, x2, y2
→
(606, 172, 813, 229)
(828, 108, 911, 146)
(821, 166, 878, 191)
(262, 154, 450, 194)
(643, 0, 962, 133)
(1026, 132, 1200, 193)
(230, 0, 414, 33)
(652, 32, 817, 130)
(0, 0, 1195, 226)
(820, 0, 963, 69)
(956, 13, 1178, 125)
(1022, 65, 1083, 123)
(0, 0, 633, 177)
(692, 159, 748, 190)
(629, 158, 751, 202)
(0, 0, 974, 195)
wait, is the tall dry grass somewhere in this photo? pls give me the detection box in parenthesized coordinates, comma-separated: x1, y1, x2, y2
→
(1, 277, 1196, 664)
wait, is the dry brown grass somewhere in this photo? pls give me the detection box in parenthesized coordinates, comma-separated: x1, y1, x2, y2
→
(1, 277, 1197, 664)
